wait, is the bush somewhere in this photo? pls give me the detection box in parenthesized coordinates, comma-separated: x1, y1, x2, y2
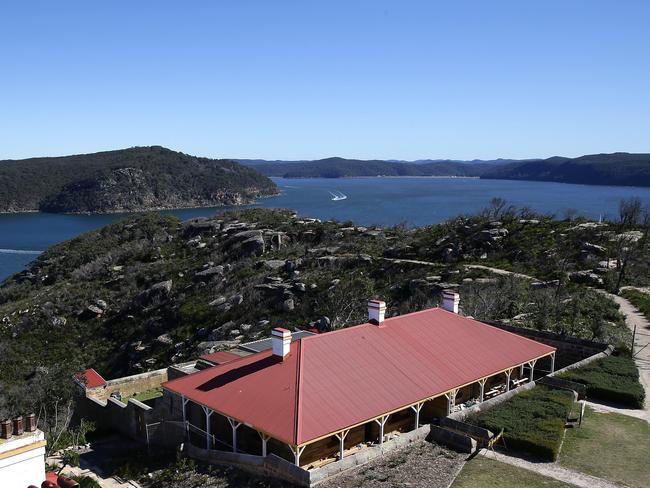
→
(71, 476, 102, 488)
(62, 449, 80, 468)
(469, 386, 574, 461)
(559, 355, 645, 408)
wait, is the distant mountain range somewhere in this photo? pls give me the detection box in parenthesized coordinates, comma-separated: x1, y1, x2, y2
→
(0, 146, 277, 214)
(237, 153, 650, 187)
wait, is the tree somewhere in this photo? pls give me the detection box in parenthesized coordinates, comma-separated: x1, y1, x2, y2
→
(482, 197, 515, 221)
(619, 197, 643, 227)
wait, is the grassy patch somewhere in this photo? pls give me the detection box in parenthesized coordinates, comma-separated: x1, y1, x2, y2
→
(125, 388, 163, 403)
(468, 386, 574, 461)
(558, 355, 645, 408)
(560, 407, 650, 488)
(452, 457, 573, 488)
(621, 289, 650, 321)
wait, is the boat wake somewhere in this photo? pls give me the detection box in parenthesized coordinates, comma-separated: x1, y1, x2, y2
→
(329, 191, 348, 201)
(0, 249, 42, 255)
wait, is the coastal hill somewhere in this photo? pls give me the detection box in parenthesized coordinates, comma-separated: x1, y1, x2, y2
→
(240, 153, 650, 187)
(1, 206, 646, 419)
(0, 146, 277, 214)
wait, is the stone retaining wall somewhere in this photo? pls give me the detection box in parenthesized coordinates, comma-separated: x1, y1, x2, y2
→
(79, 395, 155, 441)
(185, 443, 310, 486)
(486, 321, 610, 369)
(439, 418, 493, 444)
(429, 425, 476, 453)
(85, 368, 168, 402)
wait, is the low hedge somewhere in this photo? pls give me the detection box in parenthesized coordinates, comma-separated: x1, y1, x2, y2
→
(559, 355, 645, 408)
(469, 386, 574, 461)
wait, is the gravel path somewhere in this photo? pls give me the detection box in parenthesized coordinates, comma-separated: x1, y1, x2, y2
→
(481, 450, 624, 488)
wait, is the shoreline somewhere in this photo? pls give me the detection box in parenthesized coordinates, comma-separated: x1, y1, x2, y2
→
(0, 191, 280, 217)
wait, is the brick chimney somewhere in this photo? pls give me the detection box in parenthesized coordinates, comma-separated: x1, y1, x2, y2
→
(0, 419, 12, 439)
(13, 416, 24, 436)
(442, 290, 460, 314)
(271, 328, 292, 359)
(368, 300, 386, 325)
(26, 413, 37, 432)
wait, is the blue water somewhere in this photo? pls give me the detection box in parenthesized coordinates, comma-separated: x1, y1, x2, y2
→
(2, 177, 650, 281)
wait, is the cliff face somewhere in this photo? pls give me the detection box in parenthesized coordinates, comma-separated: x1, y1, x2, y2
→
(0, 146, 277, 214)
(40, 166, 271, 213)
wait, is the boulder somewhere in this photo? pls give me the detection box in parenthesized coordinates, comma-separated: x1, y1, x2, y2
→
(156, 334, 173, 345)
(581, 242, 607, 255)
(281, 298, 295, 312)
(195, 266, 225, 279)
(182, 219, 220, 237)
(208, 296, 227, 307)
(569, 270, 603, 286)
(262, 259, 286, 270)
(51, 316, 67, 327)
(134, 280, 173, 307)
(225, 230, 265, 257)
(293, 282, 307, 293)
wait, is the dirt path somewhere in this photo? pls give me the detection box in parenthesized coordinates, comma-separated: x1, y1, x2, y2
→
(620, 285, 650, 294)
(464, 264, 537, 281)
(481, 449, 624, 488)
(379, 258, 539, 281)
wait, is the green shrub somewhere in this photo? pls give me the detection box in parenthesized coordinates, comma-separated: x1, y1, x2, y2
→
(559, 355, 645, 408)
(62, 449, 81, 468)
(469, 386, 574, 461)
(71, 476, 102, 488)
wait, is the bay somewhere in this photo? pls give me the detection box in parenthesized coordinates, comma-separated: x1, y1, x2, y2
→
(2, 177, 650, 282)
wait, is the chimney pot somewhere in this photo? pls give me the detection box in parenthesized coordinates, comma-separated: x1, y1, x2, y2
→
(442, 290, 460, 314)
(13, 416, 24, 436)
(0, 419, 12, 439)
(271, 328, 292, 359)
(368, 300, 386, 325)
(26, 413, 37, 432)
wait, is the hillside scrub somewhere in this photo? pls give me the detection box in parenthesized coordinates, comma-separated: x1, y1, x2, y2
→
(469, 386, 574, 461)
(558, 355, 645, 408)
(0, 207, 636, 430)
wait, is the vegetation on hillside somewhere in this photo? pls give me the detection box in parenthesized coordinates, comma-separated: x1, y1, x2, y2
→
(0, 201, 647, 447)
(245, 153, 650, 187)
(0, 146, 277, 213)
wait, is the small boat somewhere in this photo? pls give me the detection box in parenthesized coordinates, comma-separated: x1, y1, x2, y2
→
(329, 191, 348, 201)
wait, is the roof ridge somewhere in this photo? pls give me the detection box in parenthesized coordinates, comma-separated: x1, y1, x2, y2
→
(300, 307, 443, 343)
(163, 349, 272, 387)
(294, 339, 304, 445)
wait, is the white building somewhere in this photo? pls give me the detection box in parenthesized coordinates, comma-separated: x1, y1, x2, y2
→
(0, 423, 46, 488)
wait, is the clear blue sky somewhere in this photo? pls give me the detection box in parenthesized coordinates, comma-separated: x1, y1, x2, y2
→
(1, 1, 648, 161)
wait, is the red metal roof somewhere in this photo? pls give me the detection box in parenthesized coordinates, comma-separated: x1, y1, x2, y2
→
(199, 351, 242, 365)
(74, 368, 107, 389)
(163, 308, 555, 445)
